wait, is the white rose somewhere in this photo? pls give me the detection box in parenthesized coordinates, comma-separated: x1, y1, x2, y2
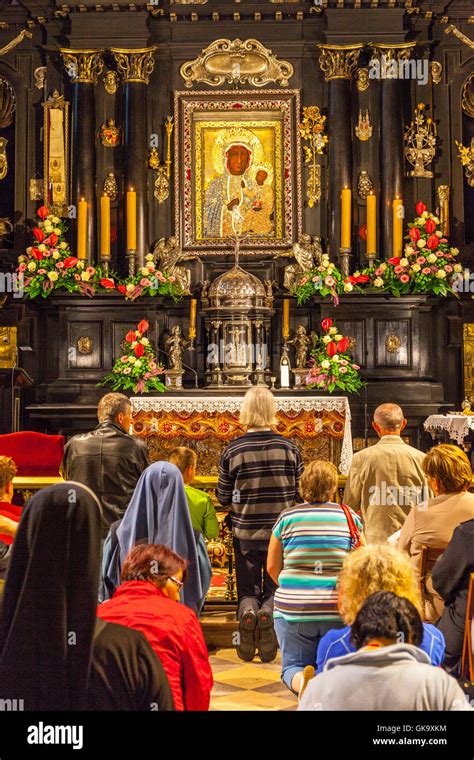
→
(435, 230, 443, 237)
(52, 216, 60, 223)
(436, 270, 446, 279)
(322, 335, 332, 344)
(77, 260, 85, 269)
(141, 337, 149, 346)
(329, 327, 338, 335)
(405, 246, 414, 256)
(140, 267, 149, 276)
(374, 277, 384, 287)
(334, 334, 343, 342)
(451, 247, 459, 255)
(321, 359, 330, 370)
(343, 282, 353, 293)
(422, 211, 428, 218)
(59, 241, 68, 250)
(322, 253, 329, 261)
(411, 263, 421, 273)
(134, 360, 142, 369)
(432, 216, 440, 224)
(454, 264, 462, 273)
(126, 283, 135, 293)
(427, 253, 437, 264)
(131, 341, 138, 348)
(27, 261, 37, 271)
(48, 271, 58, 281)
(52, 252, 60, 260)
(379, 263, 387, 272)
(43, 224, 53, 233)
(38, 244, 46, 252)
(18, 255, 26, 263)
(332, 355, 340, 363)
(400, 258, 409, 267)
(128, 356, 136, 363)
(417, 239, 426, 248)
(53, 228, 61, 236)
(145, 254, 154, 261)
(81, 271, 90, 281)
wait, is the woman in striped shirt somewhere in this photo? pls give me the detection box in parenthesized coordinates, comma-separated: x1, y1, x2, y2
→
(267, 459, 364, 694)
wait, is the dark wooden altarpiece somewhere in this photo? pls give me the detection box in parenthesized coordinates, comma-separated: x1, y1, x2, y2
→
(0, 0, 473, 451)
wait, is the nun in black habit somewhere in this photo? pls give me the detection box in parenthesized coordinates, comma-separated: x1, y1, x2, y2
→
(0, 481, 174, 711)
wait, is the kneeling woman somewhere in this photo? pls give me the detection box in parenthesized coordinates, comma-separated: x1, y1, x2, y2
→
(267, 459, 364, 695)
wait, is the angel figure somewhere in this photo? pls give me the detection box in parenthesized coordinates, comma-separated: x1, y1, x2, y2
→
(287, 325, 312, 369)
(164, 325, 190, 373)
(276, 233, 323, 292)
(152, 236, 196, 294)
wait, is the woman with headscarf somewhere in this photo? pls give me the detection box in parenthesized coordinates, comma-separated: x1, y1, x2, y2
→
(101, 461, 203, 613)
(0, 481, 174, 711)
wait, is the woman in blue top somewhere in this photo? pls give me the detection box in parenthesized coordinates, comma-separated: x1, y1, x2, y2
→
(317, 544, 445, 671)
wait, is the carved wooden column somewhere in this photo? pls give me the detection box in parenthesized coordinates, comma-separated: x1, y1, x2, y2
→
(371, 43, 415, 259)
(318, 44, 362, 276)
(110, 47, 156, 273)
(61, 49, 105, 264)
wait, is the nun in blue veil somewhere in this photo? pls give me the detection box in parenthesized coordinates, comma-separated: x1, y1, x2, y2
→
(101, 461, 203, 613)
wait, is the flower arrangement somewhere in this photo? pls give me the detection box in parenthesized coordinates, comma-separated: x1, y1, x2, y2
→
(357, 201, 461, 297)
(294, 253, 354, 305)
(18, 206, 183, 302)
(305, 318, 365, 394)
(18, 206, 115, 298)
(98, 319, 165, 394)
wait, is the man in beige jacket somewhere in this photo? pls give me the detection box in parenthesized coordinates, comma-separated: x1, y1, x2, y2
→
(343, 403, 427, 544)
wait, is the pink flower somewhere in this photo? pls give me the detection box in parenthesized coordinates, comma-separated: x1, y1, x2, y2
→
(18, 263, 26, 272)
(417, 256, 426, 264)
(351, 364, 360, 370)
(394, 265, 404, 274)
(339, 366, 348, 374)
(312, 275, 319, 283)
(144, 372, 151, 380)
(87, 266, 95, 275)
(38, 268, 46, 274)
(300, 276, 308, 285)
(400, 274, 410, 283)
(43, 250, 51, 257)
(149, 361, 157, 370)
(375, 267, 384, 276)
(421, 267, 431, 275)
(140, 278, 152, 287)
(324, 276, 335, 287)
(120, 356, 128, 363)
(56, 261, 64, 269)
(169, 275, 176, 283)
(123, 367, 131, 375)
(445, 265, 453, 273)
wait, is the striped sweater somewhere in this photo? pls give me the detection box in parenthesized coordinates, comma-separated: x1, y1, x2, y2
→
(272, 503, 363, 623)
(217, 430, 303, 541)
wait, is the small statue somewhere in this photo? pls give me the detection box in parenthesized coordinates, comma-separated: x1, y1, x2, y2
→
(461, 397, 474, 416)
(0, 136, 8, 180)
(288, 325, 312, 369)
(164, 325, 190, 373)
(200, 279, 210, 308)
(0, 216, 13, 244)
(263, 278, 276, 308)
(276, 233, 323, 293)
(98, 118, 122, 148)
(152, 236, 196, 295)
(103, 70, 119, 95)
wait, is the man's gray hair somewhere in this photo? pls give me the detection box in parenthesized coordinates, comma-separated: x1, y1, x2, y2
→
(97, 393, 131, 423)
(373, 403, 404, 432)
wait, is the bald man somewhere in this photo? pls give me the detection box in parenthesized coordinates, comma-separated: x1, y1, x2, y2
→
(343, 403, 427, 544)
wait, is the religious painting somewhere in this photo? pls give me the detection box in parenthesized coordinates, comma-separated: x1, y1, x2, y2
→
(174, 90, 302, 256)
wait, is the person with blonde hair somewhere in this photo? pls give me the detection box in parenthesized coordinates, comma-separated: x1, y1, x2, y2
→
(343, 403, 426, 543)
(267, 459, 364, 695)
(316, 544, 445, 671)
(398, 443, 474, 621)
(217, 386, 303, 663)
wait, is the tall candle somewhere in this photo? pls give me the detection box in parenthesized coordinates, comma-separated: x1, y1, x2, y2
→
(392, 197, 404, 257)
(366, 191, 377, 256)
(280, 355, 290, 389)
(341, 187, 351, 249)
(126, 188, 137, 251)
(77, 198, 87, 260)
(283, 299, 290, 339)
(100, 193, 110, 257)
(189, 298, 197, 339)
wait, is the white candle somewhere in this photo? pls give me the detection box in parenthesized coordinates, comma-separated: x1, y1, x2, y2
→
(280, 357, 290, 388)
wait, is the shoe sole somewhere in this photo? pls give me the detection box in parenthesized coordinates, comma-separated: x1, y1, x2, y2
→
(236, 611, 257, 662)
(257, 611, 278, 662)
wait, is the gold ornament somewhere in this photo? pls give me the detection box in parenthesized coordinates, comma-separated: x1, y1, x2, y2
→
(404, 103, 437, 179)
(456, 138, 474, 188)
(444, 24, 474, 49)
(149, 116, 174, 204)
(0, 217, 12, 244)
(318, 44, 363, 81)
(437, 185, 450, 237)
(0, 137, 8, 180)
(385, 334, 401, 353)
(60, 49, 105, 84)
(299, 105, 327, 208)
(34, 66, 47, 90)
(461, 73, 474, 118)
(103, 70, 119, 95)
(430, 61, 442, 85)
(355, 110, 373, 141)
(77, 336, 93, 355)
(148, 147, 160, 171)
(0, 77, 15, 129)
(43, 90, 70, 217)
(357, 170, 373, 200)
(180, 38, 294, 89)
(355, 68, 369, 92)
(103, 172, 118, 202)
(0, 29, 32, 57)
(110, 47, 156, 84)
(98, 119, 122, 148)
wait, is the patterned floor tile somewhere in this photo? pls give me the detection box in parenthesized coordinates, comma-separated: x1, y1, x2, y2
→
(210, 689, 297, 712)
(213, 663, 281, 690)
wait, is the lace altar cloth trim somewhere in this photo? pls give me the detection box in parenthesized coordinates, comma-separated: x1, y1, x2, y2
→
(424, 414, 474, 445)
(131, 396, 352, 474)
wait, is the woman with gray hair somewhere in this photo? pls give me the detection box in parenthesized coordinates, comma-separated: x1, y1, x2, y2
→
(217, 386, 303, 663)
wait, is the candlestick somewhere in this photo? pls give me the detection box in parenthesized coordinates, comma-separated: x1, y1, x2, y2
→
(366, 191, 377, 263)
(100, 192, 110, 259)
(77, 198, 87, 260)
(126, 188, 137, 252)
(283, 299, 290, 339)
(189, 298, 197, 339)
(392, 197, 404, 258)
(341, 187, 352, 249)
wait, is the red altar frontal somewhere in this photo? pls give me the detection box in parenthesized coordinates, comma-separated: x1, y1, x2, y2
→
(130, 395, 353, 475)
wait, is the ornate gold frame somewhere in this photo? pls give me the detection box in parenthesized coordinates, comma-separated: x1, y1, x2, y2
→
(174, 89, 302, 256)
(42, 90, 70, 217)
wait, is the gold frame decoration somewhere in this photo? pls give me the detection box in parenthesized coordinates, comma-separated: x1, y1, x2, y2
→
(299, 105, 327, 208)
(174, 89, 302, 256)
(42, 90, 70, 217)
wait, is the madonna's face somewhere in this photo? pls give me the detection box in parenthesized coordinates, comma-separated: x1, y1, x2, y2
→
(226, 145, 251, 176)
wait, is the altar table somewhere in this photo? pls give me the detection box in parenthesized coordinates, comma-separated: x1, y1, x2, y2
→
(131, 395, 353, 475)
(424, 414, 474, 447)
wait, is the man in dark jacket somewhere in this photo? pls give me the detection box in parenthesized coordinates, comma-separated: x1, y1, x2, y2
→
(61, 393, 149, 535)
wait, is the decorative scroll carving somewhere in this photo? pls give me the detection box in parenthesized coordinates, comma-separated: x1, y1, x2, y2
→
(299, 106, 327, 208)
(180, 38, 294, 88)
(0, 77, 15, 128)
(385, 334, 401, 353)
(110, 47, 156, 84)
(318, 44, 363, 81)
(0, 29, 32, 57)
(34, 67, 47, 90)
(404, 103, 437, 179)
(60, 49, 105, 84)
(445, 25, 474, 49)
(461, 73, 474, 118)
(370, 42, 416, 62)
(357, 170, 373, 200)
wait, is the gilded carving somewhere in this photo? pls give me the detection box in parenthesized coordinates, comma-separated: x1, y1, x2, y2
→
(60, 49, 105, 84)
(180, 38, 294, 89)
(299, 105, 327, 207)
(357, 170, 373, 200)
(0, 29, 32, 57)
(318, 44, 363, 81)
(404, 103, 437, 179)
(355, 68, 369, 92)
(110, 47, 156, 84)
(355, 110, 373, 141)
(430, 61, 442, 85)
(0, 137, 8, 181)
(42, 90, 69, 216)
(103, 173, 118, 201)
(385, 334, 401, 353)
(77, 336, 93, 355)
(103, 70, 119, 94)
(461, 73, 474, 119)
(0, 77, 15, 129)
(34, 66, 47, 90)
(0, 327, 17, 369)
(98, 119, 122, 148)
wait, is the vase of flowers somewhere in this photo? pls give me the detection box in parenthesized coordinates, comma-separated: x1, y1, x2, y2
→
(119, 254, 182, 301)
(305, 318, 366, 393)
(294, 253, 354, 305)
(98, 319, 165, 394)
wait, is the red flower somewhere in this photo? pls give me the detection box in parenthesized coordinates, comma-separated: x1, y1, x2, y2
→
(337, 337, 350, 353)
(99, 278, 115, 289)
(117, 284, 127, 295)
(137, 319, 149, 335)
(31, 247, 43, 261)
(326, 341, 337, 357)
(33, 227, 45, 242)
(134, 343, 145, 358)
(125, 330, 135, 343)
(425, 219, 436, 234)
(415, 201, 427, 216)
(47, 232, 59, 247)
(349, 274, 370, 284)
(426, 234, 439, 250)
(388, 257, 401, 266)
(359, 224, 367, 241)
(37, 206, 50, 220)
(63, 257, 78, 269)
(321, 318, 333, 332)
(409, 227, 421, 242)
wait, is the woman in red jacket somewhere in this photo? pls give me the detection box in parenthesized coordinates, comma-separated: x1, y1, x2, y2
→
(97, 543, 213, 711)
